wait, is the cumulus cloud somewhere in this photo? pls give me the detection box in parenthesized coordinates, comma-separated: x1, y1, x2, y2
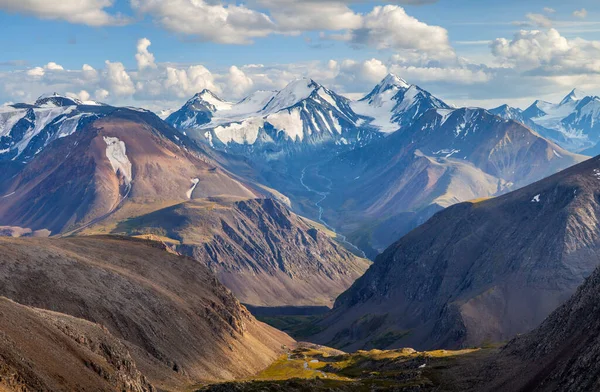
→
(67, 90, 91, 102)
(130, 0, 276, 44)
(82, 64, 98, 80)
(25, 62, 64, 77)
(162, 65, 219, 98)
(332, 58, 389, 86)
(490, 28, 600, 75)
(346, 6, 454, 57)
(255, 0, 362, 32)
(95, 89, 110, 100)
(225, 66, 254, 97)
(573, 8, 588, 19)
(44, 62, 64, 71)
(0, 0, 129, 26)
(131, 0, 444, 53)
(26, 67, 45, 77)
(135, 38, 156, 70)
(103, 61, 135, 96)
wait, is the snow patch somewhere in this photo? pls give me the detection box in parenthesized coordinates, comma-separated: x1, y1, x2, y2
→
(267, 108, 304, 141)
(103, 136, 132, 184)
(214, 118, 263, 144)
(187, 178, 200, 199)
(531, 194, 541, 203)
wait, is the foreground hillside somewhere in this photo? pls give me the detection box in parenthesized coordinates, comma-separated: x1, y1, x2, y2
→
(0, 297, 154, 391)
(312, 154, 600, 351)
(0, 236, 294, 391)
(80, 196, 370, 307)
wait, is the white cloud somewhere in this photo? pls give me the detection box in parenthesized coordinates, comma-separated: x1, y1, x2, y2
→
(162, 65, 219, 98)
(524, 13, 553, 28)
(103, 61, 135, 96)
(26, 67, 45, 77)
(130, 0, 276, 45)
(44, 62, 64, 71)
(346, 5, 454, 57)
(67, 90, 91, 102)
(24, 62, 64, 77)
(95, 89, 110, 100)
(82, 64, 98, 80)
(225, 66, 254, 97)
(131, 0, 446, 55)
(135, 38, 156, 70)
(573, 8, 588, 19)
(543, 7, 556, 14)
(0, 0, 129, 26)
(256, 0, 362, 32)
(491, 28, 600, 74)
(332, 58, 389, 86)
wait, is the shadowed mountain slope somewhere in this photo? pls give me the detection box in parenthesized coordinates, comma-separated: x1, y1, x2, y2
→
(312, 155, 600, 351)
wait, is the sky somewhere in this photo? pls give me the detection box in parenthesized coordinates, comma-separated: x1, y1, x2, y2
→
(0, 0, 599, 112)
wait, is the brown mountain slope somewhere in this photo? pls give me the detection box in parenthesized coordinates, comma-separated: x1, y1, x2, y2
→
(0, 236, 293, 391)
(0, 109, 256, 235)
(0, 297, 153, 392)
(85, 197, 370, 307)
(312, 155, 600, 351)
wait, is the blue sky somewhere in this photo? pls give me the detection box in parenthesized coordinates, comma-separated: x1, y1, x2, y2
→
(1, 0, 599, 111)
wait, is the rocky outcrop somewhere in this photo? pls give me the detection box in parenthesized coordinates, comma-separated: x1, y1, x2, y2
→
(0, 297, 154, 392)
(109, 197, 371, 307)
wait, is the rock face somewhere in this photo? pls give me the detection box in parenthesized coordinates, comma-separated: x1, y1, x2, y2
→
(315, 107, 586, 255)
(312, 155, 600, 351)
(486, 261, 600, 391)
(0, 297, 154, 392)
(105, 197, 371, 307)
(0, 236, 294, 391)
(0, 108, 256, 235)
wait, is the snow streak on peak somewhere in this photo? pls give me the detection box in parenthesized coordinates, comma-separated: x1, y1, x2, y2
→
(560, 88, 587, 106)
(188, 90, 233, 111)
(262, 78, 321, 113)
(35, 93, 82, 108)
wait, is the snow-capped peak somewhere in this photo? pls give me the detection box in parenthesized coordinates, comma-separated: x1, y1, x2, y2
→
(380, 73, 410, 90)
(187, 89, 232, 111)
(262, 78, 321, 113)
(34, 93, 82, 108)
(560, 88, 587, 105)
(360, 74, 410, 103)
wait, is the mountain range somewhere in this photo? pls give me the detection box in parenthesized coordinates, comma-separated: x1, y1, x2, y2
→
(491, 89, 600, 155)
(164, 74, 587, 256)
(3, 74, 600, 391)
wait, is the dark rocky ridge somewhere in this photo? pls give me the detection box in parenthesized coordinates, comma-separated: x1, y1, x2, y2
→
(107, 197, 371, 307)
(312, 155, 600, 351)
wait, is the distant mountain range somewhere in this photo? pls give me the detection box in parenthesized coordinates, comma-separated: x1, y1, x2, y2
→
(491, 89, 600, 155)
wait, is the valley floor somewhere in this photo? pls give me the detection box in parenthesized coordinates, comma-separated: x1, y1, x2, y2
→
(197, 344, 495, 392)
